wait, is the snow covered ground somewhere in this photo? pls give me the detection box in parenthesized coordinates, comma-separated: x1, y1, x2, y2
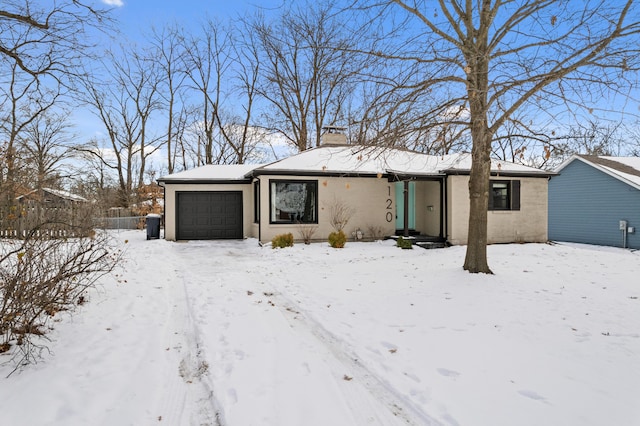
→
(1, 231, 639, 426)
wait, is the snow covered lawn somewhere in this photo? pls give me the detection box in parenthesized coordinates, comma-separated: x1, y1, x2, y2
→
(1, 231, 639, 426)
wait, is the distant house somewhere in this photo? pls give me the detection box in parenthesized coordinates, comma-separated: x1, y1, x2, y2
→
(16, 187, 88, 206)
(1, 187, 90, 237)
(158, 137, 552, 245)
(549, 155, 640, 249)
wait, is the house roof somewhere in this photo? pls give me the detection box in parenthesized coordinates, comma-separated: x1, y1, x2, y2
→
(158, 164, 265, 184)
(257, 145, 550, 177)
(555, 155, 640, 191)
(158, 145, 551, 183)
(15, 187, 88, 203)
(44, 187, 89, 202)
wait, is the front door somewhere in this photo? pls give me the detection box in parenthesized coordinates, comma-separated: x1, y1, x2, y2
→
(395, 181, 415, 231)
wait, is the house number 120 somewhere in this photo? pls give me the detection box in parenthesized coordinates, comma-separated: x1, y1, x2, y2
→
(386, 186, 393, 222)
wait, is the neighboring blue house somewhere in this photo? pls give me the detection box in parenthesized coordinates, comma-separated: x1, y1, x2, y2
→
(549, 155, 640, 249)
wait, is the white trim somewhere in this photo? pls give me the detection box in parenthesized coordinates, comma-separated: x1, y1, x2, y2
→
(554, 155, 640, 191)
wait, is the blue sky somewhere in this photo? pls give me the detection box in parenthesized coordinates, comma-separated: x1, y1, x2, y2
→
(104, 0, 284, 36)
(72, 1, 285, 156)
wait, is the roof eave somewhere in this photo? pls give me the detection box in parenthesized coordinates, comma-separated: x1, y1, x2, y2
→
(252, 169, 385, 178)
(252, 168, 448, 179)
(156, 178, 253, 185)
(442, 168, 556, 178)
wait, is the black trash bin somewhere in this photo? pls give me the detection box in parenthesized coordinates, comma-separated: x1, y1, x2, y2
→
(146, 214, 161, 240)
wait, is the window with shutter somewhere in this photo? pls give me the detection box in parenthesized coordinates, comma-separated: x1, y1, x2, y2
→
(489, 180, 520, 211)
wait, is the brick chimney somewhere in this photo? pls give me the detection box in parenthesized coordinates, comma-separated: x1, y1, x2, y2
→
(321, 126, 348, 146)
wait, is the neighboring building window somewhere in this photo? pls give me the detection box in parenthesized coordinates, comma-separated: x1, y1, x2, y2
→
(489, 180, 520, 211)
(270, 180, 318, 223)
(253, 181, 260, 223)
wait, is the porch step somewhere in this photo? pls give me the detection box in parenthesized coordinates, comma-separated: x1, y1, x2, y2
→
(388, 234, 448, 249)
(395, 229, 421, 236)
(416, 241, 447, 249)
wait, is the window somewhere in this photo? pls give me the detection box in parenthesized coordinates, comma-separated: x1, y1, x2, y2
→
(489, 180, 520, 211)
(270, 180, 318, 224)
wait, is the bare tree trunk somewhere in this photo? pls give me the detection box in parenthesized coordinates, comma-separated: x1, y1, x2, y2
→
(462, 0, 493, 274)
(464, 134, 492, 273)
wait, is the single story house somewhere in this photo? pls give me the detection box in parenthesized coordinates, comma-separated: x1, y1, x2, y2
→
(549, 155, 640, 249)
(16, 187, 88, 205)
(158, 139, 552, 245)
(3, 187, 90, 237)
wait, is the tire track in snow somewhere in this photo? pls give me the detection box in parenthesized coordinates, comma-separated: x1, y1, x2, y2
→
(155, 245, 224, 426)
(265, 288, 443, 426)
(166, 241, 440, 425)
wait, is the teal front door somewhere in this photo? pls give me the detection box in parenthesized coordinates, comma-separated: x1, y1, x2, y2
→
(395, 181, 415, 230)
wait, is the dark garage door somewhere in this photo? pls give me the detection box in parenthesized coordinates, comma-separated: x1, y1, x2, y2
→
(176, 191, 243, 240)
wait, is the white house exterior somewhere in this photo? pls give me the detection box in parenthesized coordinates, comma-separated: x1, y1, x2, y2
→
(158, 145, 552, 245)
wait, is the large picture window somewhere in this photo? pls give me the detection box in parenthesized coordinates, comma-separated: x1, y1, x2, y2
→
(270, 180, 318, 224)
(489, 180, 520, 211)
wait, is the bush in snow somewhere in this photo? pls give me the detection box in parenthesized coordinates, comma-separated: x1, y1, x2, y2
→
(396, 236, 413, 249)
(328, 230, 347, 248)
(271, 233, 294, 248)
(0, 231, 119, 371)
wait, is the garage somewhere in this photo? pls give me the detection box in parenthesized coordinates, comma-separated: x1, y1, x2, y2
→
(176, 191, 243, 240)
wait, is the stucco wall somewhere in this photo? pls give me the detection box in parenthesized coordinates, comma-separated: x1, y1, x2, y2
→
(256, 175, 396, 243)
(447, 175, 548, 245)
(162, 183, 255, 241)
(414, 180, 442, 237)
(163, 174, 548, 245)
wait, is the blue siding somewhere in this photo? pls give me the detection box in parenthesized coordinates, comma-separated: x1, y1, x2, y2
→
(549, 160, 640, 249)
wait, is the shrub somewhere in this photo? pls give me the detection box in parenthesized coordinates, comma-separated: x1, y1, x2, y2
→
(396, 236, 413, 249)
(328, 230, 347, 248)
(297, 224, 317, 244)
(366, 224, 386, 240)
(0, 231, 118, 369)
(327, 197, 355, 232)
(272, 233, 294, 248)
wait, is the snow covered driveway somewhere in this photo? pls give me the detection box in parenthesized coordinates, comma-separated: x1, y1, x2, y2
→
(1, 231, 639, 426)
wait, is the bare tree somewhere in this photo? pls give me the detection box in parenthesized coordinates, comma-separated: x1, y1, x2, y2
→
(550, 120, 626, 163)
(249, 1, 359, 151)
(79, 47, 163, 207)
(1, 0, 112, 222)
(355, 0, 640, 273)
(148, 24, 189, 174)
(0, 0, 111, 83)
(20, 111, 75, 192)
(628, 121, 640, 156)
(219, 24, 265, 164)
(0, 1, 119, 371)
(0, 61, 61, 223)
(183, 19, 234, 165)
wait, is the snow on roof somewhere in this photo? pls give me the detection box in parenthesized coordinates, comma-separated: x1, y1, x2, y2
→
(259, 145, 548, 176)
(158, 146, 549, 183)
(443, 153, 551, 175)
(564, 155, 640, 190)
(158, 164, 265, 182)
(597, 156, 640, 188)
(43, 187, 89, 202)
(16, 187, 88, 202)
